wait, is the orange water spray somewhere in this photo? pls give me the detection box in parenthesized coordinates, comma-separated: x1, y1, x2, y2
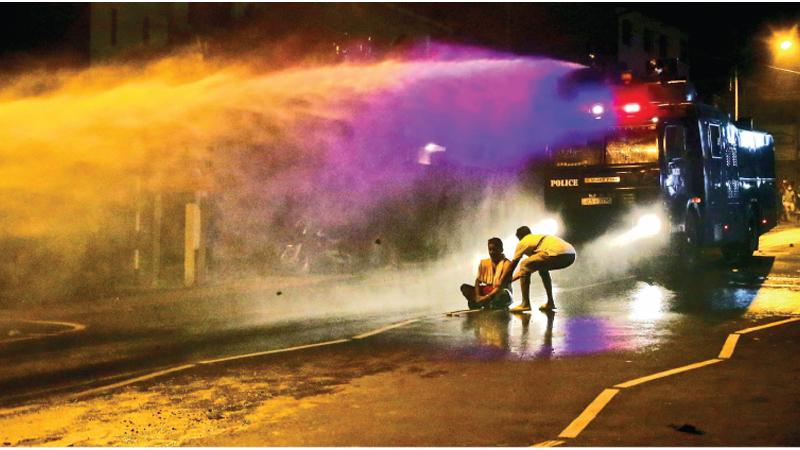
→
(0, 43, 607, 301)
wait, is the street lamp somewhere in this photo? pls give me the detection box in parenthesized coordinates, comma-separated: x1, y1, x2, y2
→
(734, 25, 800, 121)
(770, 25, 798, 61)
(765, 26, 800, 77)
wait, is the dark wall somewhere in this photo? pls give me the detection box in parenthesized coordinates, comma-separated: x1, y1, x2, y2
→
(0, 3, 90, 72)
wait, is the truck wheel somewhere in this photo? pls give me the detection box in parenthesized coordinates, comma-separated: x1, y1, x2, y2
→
(677, 213, 701, 266)
(739, 215, 759, 260)
(721, 244, 739, 263)
(722, 215, 759, 264)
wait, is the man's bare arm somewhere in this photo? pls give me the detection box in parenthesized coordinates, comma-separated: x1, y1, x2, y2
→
(501, 256, 522, 286)
(478, 260, 512, 303)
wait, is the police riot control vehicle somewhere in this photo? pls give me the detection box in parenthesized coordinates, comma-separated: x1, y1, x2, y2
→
(543, 74, 777, 261)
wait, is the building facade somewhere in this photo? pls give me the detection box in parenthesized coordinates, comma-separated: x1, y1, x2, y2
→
(617, 10, 689, 79)
(744, 69, 800, 183)
(90, 3, 192, 62)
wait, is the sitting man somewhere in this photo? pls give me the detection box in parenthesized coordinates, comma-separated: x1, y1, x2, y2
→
(460, 237, 513, 310)
(507, 226, 576, 312)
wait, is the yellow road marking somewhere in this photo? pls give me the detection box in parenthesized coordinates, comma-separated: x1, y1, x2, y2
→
(729, 281, 800, 289)
(0, 404, 40, 419)
(21, 319, 87, 332)
(70, 364, 197, 398)
(352, 319, 421, 339)
(558, 388, 619, 439)
(198, 339, 351, 365)
(614, 359, 723, 389)
(718, 334, 740, 359)
(736, 317, 800, 334)
(0, 319, 86, 344)
(445, 309, 472, 316)
(445, 309, 483, 317)
(537, 313, 800, 445)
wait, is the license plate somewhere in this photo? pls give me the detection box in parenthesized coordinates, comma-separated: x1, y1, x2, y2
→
(584, 176, 621, 184)
(581, 196, 612, 206)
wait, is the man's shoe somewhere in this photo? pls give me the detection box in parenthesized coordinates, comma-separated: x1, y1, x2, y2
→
(539, 303, 556, 312)
(510, 304, 531, 313)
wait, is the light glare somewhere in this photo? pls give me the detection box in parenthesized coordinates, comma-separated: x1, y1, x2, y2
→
(424, 142, 446, 153)
(622, 103, 641, 114)
(637, 214, 662, 235)
(629, 283, 666, 322)
(418, 142, 446, 165)
(771, 26, 799, 60)
(609, 213, 662, 247)
(531, 217, 560, 235)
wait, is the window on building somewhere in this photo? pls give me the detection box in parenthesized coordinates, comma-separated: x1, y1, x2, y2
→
(143, 17, 150, 44)
(643, 29, 654, 53)
(621, 20, 632, 46)
(110, 8, 118, 47)
(659, 34, 669, 58)
(680, 40, 688, 61)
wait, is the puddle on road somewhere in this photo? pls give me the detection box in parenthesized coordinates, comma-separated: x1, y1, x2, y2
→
(389, 279, 678, 360)
(402, 268, 797, 360)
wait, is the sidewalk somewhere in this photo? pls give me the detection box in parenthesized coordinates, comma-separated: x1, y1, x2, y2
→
(0, 272, 355, 320)
(757, 223, 800, 276)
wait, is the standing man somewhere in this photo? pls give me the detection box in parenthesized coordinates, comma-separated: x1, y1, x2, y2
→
(507, 226, 576, 312)
(460, 237, 513, 310)
(782, 181, 797, 222)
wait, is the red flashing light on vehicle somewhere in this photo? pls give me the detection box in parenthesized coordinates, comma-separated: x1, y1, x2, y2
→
(611, 84, 657, 125)
(623, 103, 641, 114)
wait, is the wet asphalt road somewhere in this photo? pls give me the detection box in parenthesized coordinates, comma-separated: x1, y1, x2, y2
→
(1, 226, 800, 445)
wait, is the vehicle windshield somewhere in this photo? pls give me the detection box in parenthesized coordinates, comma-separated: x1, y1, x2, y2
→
(551, 126, 658, 166)
(606, 127, 659, 165)
(551, 141, 603, 167)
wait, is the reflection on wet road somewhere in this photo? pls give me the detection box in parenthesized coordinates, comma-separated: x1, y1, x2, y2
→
(367, 253, 796, 360)
(1, 233, 798, 407)
(2, 229, 800, 446)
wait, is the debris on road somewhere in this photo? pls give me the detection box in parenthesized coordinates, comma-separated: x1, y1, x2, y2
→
(670, 423, 704, 435)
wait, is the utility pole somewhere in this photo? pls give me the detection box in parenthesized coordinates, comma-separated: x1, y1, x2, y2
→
(734, 67, 739, 121)
(151, 191, 162, 288)
(134, 176, 142, 285)
(184, 198, 201, 287)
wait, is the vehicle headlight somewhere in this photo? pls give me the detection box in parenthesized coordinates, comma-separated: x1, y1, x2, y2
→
(636, 214, 661, 236)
